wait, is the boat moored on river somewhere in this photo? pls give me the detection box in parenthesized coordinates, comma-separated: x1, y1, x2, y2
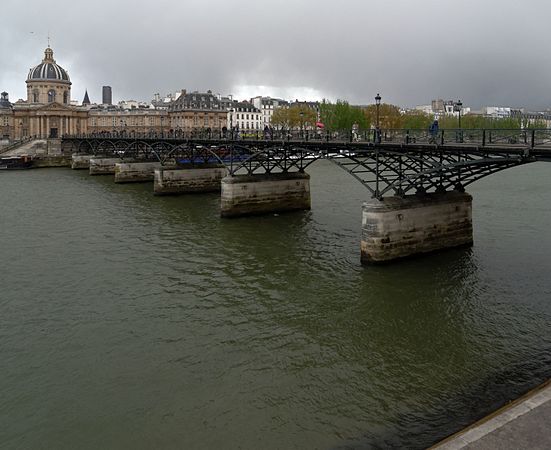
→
(0, 155, 33, 170)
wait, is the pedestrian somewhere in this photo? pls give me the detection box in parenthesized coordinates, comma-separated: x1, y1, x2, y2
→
(429, 120, 439, 143)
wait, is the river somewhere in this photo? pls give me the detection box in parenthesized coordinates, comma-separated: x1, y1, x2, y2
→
(1, 160, 550, 449)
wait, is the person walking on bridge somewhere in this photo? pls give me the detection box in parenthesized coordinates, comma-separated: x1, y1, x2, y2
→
(429, 119, 439, 144)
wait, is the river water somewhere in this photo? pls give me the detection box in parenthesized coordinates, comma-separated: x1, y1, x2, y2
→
(1, 161, 550, 449)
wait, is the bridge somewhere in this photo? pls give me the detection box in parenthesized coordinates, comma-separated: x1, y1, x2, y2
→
(61, 128, 551, 264)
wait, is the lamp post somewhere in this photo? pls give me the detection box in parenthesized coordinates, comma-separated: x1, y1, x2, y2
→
(300, 110, 304, 138)
(375, 93, 381, 128)
(160, 115, 164, 138)
(229, 108, 234, 139)
(454, 100, 463, 143)
(455, 100, 463, 128)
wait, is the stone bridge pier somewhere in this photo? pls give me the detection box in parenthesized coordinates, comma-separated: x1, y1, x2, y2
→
(360, 191, 473, 264)
(89, 158, 122, 175)
(220, 172, 311, 217)
(71, 154, 92, 169)
(114, 161, 165, 183)
(154, 165, 227, 195)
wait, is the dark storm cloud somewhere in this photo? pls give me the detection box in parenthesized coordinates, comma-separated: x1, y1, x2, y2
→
(2, 0, 550, 109)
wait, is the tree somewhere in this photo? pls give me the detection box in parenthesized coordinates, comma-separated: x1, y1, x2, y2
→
(319, 99, 368, 131)
(401, 110, 433, 130)
(271, 107, 291, 129)
(271, 105, 317, 129)
(362, 103, 403, 129)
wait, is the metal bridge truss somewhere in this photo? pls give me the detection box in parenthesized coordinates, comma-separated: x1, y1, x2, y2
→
(62, 134, 546, 199)
(328, 147, 531, 198)
(224, 144, 534, 198)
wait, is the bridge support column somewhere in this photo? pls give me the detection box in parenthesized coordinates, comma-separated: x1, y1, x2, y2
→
(154, 166, 227, 195)
(71, 154, 92, 170)
(89, 158, 121, 175)
(361, 191, 473, 264)
(114, 162, 163, 183)
(221, 172, 311, 217)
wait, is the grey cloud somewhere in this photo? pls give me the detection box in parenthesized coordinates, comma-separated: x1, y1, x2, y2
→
(1, 0, 550, 109)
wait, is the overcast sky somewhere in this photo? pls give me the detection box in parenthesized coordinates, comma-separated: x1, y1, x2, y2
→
(1, 0, 550, 110)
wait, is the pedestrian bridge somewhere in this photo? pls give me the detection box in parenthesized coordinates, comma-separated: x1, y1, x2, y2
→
(61, 128, 551, 264)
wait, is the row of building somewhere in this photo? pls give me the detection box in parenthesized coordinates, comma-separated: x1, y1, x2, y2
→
(415, 99, 551, 126)
(0, 46, 322, 142)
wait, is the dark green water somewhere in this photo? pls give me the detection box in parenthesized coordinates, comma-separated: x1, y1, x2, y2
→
(1, 161, 551, 449)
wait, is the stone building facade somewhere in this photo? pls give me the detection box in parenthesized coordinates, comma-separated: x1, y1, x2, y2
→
(2, 47, 241, 140)
(2, 47, 90, 140)
(87, 107, 169, 135)
(168, 90, 228, 133)
(0, 92, 14, 140)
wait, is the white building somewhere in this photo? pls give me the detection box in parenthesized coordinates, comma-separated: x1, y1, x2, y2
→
(227, 101, 262, 131)
(151, 92, 182, 110)
(250, 96, 289, 128)
(415, 104, 433, 115)
(482, 106, 511, 118)
(118, 99, 153, 110)
(419, 99, 471, 119)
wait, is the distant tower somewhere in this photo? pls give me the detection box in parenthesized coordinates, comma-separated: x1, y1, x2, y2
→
(82, 90, 91, 106)
(102, 86, 112, 105)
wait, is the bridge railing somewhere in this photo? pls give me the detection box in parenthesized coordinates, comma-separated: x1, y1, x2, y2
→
(0, 136, 35, 155)
(62, 128, 551, 148)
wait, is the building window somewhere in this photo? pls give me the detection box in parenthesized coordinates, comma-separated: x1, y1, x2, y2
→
(63, 91, 69, 104)
(48, 89, 56, 103)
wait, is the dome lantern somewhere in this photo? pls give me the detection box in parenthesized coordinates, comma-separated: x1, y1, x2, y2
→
(44, 47, 55, 63)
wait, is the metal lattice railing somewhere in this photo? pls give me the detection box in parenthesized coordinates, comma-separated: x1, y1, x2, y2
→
(63, 128, 551, 149)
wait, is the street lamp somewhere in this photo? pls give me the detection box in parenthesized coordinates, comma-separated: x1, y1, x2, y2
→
(375, 93, 381, 128)
(300, 111, 304, 138)
(160, 115, 164, 138)
(229, 108, 234, 138)
(455, 100, 463, 128)
(454, 100, 463, 143)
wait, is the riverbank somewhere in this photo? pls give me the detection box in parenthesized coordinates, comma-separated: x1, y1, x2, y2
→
(431, 379, 551, 449)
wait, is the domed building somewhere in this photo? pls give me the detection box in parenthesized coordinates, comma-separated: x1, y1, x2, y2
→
(1, 45, 233, 146)
(5, 46, 89, 141)
(26, 47, 72, 105)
